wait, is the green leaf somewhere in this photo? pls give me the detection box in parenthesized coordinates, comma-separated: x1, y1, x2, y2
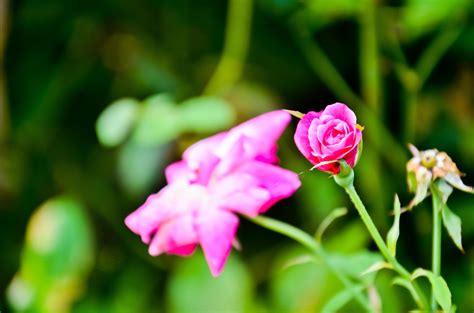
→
(166, 251, 252, 313)
(7, 197, 94, 312)
(284, 109, 304, 119)
(321, 285, 365, 313)
(411, 268, 452, 312)
(359, 261, 393, 277)
(96, 98, 140, 147)
(117, 142, 169, 196)
(433, 179, 453, 204)
(441, 204, 464, 252)
(131, 94, 181, 145)
(178, 96, 235, 133)
(315, 207, 347, 242)
(392, 277, 423, 309)
(328, 251, 383, 284)
(386, 195, 401, 256)
(401, 0, 470, 40)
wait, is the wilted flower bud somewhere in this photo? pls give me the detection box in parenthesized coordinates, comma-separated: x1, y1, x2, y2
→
(406, 144, 473, 209)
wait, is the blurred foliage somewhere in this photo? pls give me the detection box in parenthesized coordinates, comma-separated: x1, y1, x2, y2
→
(0, 0, 473, 312)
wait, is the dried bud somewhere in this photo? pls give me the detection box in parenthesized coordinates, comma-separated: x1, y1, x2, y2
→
(406, 144, 473, 209)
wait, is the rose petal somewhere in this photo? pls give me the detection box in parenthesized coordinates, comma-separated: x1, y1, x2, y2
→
(237, 161, 301, 213)
(165, 161, 196, 184)
(321, 102, 357, 125)
(125, 182, 205, 244)
(211, 172, 271, 217)
(219, 110, 291, 163)
(294, 111, 321, 161)
(197, 210, 239, 277)
(168, 244, 198, 256)
(148, 213, 199, 256)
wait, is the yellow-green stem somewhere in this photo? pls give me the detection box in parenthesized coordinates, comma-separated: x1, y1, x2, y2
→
(248, 215, 374, 313)
(203, 0, 253, 95)
(431, 192, 442, 312)
(344, 184, 429, 310)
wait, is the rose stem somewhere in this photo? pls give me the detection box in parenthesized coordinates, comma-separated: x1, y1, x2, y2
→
(430, 187, 442, 312)
(342, 183, 429, 310)
(247, 215, 374, 313)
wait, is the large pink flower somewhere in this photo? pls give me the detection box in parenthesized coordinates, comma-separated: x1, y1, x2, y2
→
(125, 110, 301, 276)
(294, 103, 362, 174)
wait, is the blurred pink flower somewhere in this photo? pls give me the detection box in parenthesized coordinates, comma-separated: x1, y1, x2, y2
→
(125, 110, 301, 276)
(294, 103, 363, 174)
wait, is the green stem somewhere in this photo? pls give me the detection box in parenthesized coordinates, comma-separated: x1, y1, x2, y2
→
(0, 0, 9, 143)
(344, 183, 429, 310)
(247, 215, 374, 313)
(431, 191, 442, 312)
(416, 25, 463, 87)
(359, 0, 381, 115)
(203, 0, 253, 95)
(402, 87, 418, 145)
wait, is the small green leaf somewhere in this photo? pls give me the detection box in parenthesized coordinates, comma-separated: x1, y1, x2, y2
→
(284, 109, 304, 119)
(359, 261, 393, 277)
(441, 204, 464, 252)
(179, 96, 235, 133)
(392, 277, 423, 309)
(432, 179, 453, 204)
(7, 197, 94, 312)
(315, 207, 348, 242)
(411, 268, 452, 312)
(386, 195, 401, 256)
(96, 98, 140, 147)
(320, 285, 365, 313)
(432, 276, 452, 312)
(280, 254, 316, 271)
(131, 94, 181, 145)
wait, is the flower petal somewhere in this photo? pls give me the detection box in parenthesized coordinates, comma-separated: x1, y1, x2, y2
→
(211, 171, 271, 217)
(148, 213, 199, 256)
(295, 111, 321, 162)
(197, 210, 239, 277)
(321, 102, 357, 125)
(165, 160, 196, 184)
(219, 110, 291, 163)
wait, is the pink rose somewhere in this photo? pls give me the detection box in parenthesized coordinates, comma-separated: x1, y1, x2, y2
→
(125, 110, 301, 276)
(294, 103, 362, 174)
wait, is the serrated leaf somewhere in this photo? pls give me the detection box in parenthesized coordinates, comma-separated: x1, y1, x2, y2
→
(315, 207, 347, 242)
(320, 285, 365, 313)
(96, 98, 140, 147)
(360, 261, 392, 276)
(178, 96, 235, 133)
(441, 204, 464, 252)
(386, 195, 401, 256)
(131, 94, 181, 145)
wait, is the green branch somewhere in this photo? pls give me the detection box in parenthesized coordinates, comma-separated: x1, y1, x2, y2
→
(203, 0, 253, 95)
